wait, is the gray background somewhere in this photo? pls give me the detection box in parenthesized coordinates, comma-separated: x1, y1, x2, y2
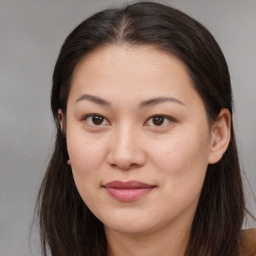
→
(0, 0, 255, 255)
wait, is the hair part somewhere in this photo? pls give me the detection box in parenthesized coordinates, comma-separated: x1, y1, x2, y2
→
(36, 2, 245, 255)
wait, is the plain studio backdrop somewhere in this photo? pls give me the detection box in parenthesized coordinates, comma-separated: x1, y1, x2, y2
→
(0, 0, 255, 255)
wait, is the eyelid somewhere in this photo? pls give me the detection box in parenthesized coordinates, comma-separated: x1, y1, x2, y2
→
(81, 113, 110, 126)
(144, 114, 176, 126)
(80, 113, 175, 127)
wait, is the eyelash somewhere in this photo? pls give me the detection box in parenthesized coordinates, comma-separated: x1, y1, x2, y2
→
(81, 113, 110, 126)
(145, 114, 175, 127)
(81, 113, 175, 127)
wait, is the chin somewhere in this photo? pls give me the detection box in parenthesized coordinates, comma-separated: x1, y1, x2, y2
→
(105, 220, 155, 235)
(100, 209, 161, 235)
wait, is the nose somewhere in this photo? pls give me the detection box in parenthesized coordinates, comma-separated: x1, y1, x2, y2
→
(106, 124, 146, 170)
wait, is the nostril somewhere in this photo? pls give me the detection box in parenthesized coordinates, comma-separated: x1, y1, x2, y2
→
(106, 135, 146, 169)
(109, 162, 139, 170)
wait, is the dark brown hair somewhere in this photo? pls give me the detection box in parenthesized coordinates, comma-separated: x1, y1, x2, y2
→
(36, 2, 245, 255)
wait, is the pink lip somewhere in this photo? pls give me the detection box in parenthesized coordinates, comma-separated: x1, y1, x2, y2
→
(104, 180, 155, 202)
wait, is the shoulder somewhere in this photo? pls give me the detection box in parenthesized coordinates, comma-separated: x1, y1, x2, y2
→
(239, 228, 256, 256)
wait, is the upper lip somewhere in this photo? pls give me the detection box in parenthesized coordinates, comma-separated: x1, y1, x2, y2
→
(104, 180, 155, 189)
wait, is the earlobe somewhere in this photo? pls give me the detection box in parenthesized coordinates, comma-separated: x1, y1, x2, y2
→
(208, 108, 231, 164)
(58, 109, 64, 131)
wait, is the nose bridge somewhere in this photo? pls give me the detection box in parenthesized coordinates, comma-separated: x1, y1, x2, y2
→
(108, 121, 145, 169)
(116, 122, 135, 149)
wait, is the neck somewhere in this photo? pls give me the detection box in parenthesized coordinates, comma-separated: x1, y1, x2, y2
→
(105, 221, 191, 256)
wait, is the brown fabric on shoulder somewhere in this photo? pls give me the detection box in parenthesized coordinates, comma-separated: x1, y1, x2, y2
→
(239, 228, 256, 256)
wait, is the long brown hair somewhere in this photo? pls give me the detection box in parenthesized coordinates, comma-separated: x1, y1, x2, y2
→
(36, 2, 245, 255)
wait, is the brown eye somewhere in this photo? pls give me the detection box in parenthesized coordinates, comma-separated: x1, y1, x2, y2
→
(92, 115, 104, 125)
(84, 114, 109, 126)
(152, 116, 164, 126)
(145, 115, 173, 127)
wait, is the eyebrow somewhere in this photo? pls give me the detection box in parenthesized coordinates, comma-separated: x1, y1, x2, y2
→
(76, 94, 111, 106)
(139, 96, 185, 108)
(75, 94, 185, 107)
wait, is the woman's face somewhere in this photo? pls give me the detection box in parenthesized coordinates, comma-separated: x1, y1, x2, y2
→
(64, 45, 215, 236)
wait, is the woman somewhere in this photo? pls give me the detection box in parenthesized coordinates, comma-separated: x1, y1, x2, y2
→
(36, 2, 256, 255)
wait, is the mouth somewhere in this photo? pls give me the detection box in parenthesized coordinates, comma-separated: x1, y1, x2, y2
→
(103, 180, 156, 202)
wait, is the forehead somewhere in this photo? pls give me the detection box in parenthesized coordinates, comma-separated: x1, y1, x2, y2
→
(69, 45, 202, 107)
(73, 45, 190, 83)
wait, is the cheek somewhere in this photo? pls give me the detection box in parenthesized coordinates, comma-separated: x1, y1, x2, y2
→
(149, 130, 210, 216)
(149, 125, 211, 185)
(66, 137, 107, 212)
(66, 129, 108, 191)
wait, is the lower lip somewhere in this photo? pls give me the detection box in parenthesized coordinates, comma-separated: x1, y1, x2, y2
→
(105, 187, 154, 202)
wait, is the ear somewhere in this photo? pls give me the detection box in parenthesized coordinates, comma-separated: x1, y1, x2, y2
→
(208, 108, 231, 164)
(58, 109, 64, 131)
